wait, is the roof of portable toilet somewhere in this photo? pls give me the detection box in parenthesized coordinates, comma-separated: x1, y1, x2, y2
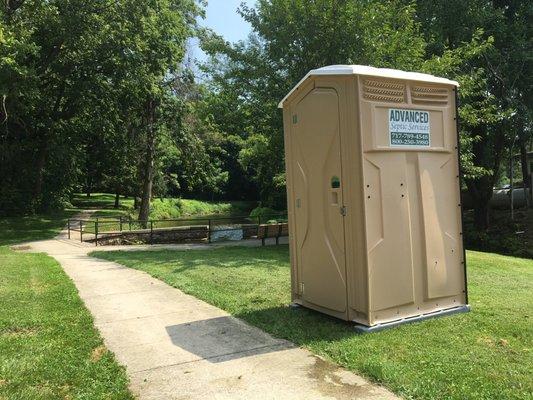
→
(278, 65, 459, 108)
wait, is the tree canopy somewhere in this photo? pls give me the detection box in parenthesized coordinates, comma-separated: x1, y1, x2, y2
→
(200, 0, 532, 225)
(1, 0, 531, 231)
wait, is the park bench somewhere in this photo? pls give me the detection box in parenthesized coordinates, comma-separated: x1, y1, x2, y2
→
(257, 222, 289, 245)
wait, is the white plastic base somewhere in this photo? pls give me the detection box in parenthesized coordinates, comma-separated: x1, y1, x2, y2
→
(354, 305, 471, 333)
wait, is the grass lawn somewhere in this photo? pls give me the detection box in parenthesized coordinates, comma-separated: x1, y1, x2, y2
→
(0, 210, 79, 246)
(0, 246, 133, 399)
(92, 246, 533, 400)
(71, 193, 255, 221)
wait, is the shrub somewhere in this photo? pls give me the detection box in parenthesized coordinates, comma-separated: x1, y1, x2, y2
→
(149, 198, 183, 220)
(249, 207, 286, 223)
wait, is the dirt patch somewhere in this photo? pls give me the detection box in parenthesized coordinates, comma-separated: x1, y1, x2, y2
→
(10, 245, 31, 251)
(1, 326, 39, 338)
(90, 345, 108, 362)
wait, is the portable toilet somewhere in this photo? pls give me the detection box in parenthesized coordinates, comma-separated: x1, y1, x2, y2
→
(279, 65, 469, 332)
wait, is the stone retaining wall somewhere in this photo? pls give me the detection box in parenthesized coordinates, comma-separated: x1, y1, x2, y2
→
(92, 225, 209, 246)
(87, 222, 288, 246)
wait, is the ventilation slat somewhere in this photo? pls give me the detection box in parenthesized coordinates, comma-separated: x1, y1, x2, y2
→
(411, 87, 448, 94)
(411, 85, 449, 106)
(363, 79, 406, 103)
(364, 79, 405, 90)
(363, 93, 404, 103)
(364, 88, 405, 97)
(412, 99, 448, 105)
(412, 93, 448, 99)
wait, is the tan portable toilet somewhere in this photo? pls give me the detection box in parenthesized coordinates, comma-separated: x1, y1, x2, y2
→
(279, 65, 469, 332)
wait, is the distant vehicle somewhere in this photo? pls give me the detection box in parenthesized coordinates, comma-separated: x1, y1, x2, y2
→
(491, 187, 529, 209)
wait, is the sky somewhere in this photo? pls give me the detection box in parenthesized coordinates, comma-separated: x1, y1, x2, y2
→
(190, 0, 254, 65)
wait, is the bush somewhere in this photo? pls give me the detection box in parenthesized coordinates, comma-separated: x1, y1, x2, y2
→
(149, 198, 184, 220)
(148, 198, 255, 220)
(249, 206, 287, 223)
(463, 209, 531, 259)
(249, 206, 278, 218)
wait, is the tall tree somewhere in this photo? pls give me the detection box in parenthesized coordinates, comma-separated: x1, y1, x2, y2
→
(413, 0, 533, 227)
(199, 0, 475, 208)
(0, 0, 204, 216)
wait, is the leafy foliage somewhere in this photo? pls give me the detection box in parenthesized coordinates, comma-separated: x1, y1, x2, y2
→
(1, 0, 530, 233)
(199, 0, 531, 229)
(414, 0, 532, 228)
(0, 0, 227, 217)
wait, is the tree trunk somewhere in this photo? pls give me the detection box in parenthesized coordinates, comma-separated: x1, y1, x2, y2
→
(473, 202, 490, 230)
(509, 149, 515, 219)
(519, 141, 531, 208)
(466, 121, 507, 230)
(32, 137, 48, 209)
(466, 177, 492, 231)
(114, 192, 120, 209)
(138, 98, 157, 225)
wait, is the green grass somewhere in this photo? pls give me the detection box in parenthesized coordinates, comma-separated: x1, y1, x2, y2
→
(72, 193, 255, 221)
(71, 193, 134, 211)
(149, 198, 254, 219)
(92, 246, 533, 400)
(73, 193, 256, 233)
(0, 210, 79, 246)
(0, 246, 133, 399)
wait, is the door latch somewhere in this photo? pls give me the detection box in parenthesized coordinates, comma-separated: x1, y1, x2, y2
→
(340, 206, 347, 216)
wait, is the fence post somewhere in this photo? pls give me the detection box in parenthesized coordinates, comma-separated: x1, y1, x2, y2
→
(128, 217, 132, 231)
(80, 220, 83, 243)
(119, 216, 123, 232)
(208, 219, 211, 243)
(95, 218, 98, 247)
(150, 221, 153, 245)
(67, 219, 71, 239)
(276, 222, 282, 245)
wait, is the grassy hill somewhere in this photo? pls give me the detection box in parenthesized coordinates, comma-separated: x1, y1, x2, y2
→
(71, 193, 255, 220)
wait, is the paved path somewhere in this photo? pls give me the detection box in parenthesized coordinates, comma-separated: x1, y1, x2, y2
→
(20, 222, 398, 399)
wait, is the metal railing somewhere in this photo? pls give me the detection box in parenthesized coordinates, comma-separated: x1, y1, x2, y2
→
(67, 213, 288, 246)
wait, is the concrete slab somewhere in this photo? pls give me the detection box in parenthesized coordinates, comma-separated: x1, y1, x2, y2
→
(21, 220, 400, 400)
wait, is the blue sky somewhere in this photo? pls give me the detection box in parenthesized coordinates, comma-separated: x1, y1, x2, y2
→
(191, 0, 254, 64)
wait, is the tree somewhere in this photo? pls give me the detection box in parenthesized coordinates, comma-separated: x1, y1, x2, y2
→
(0, 0, 205, 217)
(413, 0, 533, 228)
(199, 0, 455, 207)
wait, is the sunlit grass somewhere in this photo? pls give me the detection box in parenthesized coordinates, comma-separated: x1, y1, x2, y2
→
(0, 247, 133, 399)
(92, 246, 533, 400)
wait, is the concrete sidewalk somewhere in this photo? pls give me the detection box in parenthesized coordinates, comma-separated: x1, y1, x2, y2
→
(22, 231, 398, 399)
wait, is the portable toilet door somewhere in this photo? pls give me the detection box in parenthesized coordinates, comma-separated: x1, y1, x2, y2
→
(287, 86, 349, 320)
(280, 65, 469, 331)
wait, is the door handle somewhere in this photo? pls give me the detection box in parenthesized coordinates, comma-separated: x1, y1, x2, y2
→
(331, 175, 341, 205)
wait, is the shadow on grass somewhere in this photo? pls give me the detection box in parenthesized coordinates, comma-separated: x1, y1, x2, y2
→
(94, 246, 290, 272)
(0, 210, 79, 246)
(71, 193, 132, 210)
(169, 256, 284, 273)
(234, 304, 356, 347)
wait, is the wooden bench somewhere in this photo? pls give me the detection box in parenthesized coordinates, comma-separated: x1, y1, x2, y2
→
(257, 223, 289, 245)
